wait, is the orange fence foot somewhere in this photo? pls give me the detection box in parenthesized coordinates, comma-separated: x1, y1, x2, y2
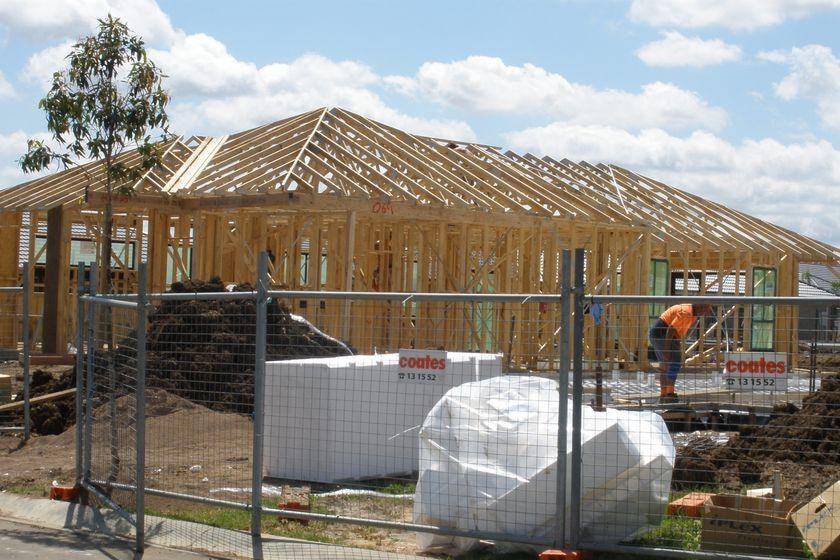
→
(539, 550, 593, 559)
(49, 484, 79, 502)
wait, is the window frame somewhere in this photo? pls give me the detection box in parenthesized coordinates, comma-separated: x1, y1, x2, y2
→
(750, 266, 776, 351)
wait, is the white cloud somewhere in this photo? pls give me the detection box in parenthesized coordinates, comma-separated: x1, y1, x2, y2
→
(637, 31, 742, 67)
(0, 0, 178, 46)
(760, 45, 840, 130)
(629, 0, 840, 30)
(0, 131, 30, 156)
(386, 56, 727, 131)
(0, 130, 54, 188)
(150, 34, 259, 97)
(167, 53, 474, 140)
(505, 123, 840, 247)
(0, 71, 14, 98)
(21, 41, 73, 90)
(20, 29, 475, 143)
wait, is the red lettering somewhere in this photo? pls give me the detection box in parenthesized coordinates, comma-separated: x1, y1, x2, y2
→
(400, 354, 447, 370)
(727, 358, 787, 375)
(372, 201, 394, 214)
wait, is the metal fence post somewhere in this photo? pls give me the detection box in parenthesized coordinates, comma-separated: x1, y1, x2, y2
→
(135, 263, 148, 553)
(570, 248, 585, 548)
(21, 261, 30, 441)
(75, 262, 85, 483)
(555, 250, 571, 547)
(84, 262, 98, 481)
(108, 297, 118, 491)
(251, 251, 268, 536)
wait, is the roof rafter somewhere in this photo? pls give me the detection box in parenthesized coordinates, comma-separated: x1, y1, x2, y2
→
(0, 106, 836, 264)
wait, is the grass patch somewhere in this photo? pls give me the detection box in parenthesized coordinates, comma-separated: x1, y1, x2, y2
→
(358, 479, 416, 495)
(157, 506, 250, 531)
(147, 502, 343, 546)
(446, 551, 535, 560)
(629, 514, 701, 551)
(0, 481, 48, 497)
(378, 481, 415, 495)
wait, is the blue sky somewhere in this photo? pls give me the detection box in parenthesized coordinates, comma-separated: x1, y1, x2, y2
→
(1, 0, 840, 248)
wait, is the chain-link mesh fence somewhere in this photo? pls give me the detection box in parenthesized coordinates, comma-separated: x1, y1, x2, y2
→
(138, 287, 261, 553)
(579, 296, 840, 559)
(83, 295, 142, 528)
(73, 253, 840, 560)
(0, 264, 30, 437)
(262, 291, 564, 552)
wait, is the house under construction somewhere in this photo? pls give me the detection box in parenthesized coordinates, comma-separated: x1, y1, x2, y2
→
(0, 107, 837, 370)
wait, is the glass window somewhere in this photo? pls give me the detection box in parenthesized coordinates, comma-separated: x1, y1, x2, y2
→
(751, 267, 776, 351)
(35, 237, 135, 268)
(649, 259, 669, 326)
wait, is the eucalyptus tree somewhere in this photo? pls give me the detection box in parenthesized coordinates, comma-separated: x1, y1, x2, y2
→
(20, 14, 170, 294)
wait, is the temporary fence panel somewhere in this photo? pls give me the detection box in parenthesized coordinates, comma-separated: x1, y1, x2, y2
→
(262, 291, 567, 551)
(135, 282, 264, 554)
(576, 295, 840, 560)
(81, 291, 142, 524)
(73, 249, 840, 560)
(0, 263, 30, 438)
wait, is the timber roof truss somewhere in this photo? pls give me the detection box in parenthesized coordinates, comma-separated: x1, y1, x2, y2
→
(0, 106, 836, 263)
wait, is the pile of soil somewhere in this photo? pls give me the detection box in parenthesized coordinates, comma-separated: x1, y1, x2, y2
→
(674, 373, 840, 501)
(141, 277, 351, 412)
(5, 278, 352, 435)
(1, 367, 76, 436)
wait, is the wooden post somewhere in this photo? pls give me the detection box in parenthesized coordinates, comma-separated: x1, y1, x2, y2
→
(744, 252, 754, 351)
(342, 211, 356, 343)
(43, 206, 68, 354)
(0, 212, 21, 348)
(640, 232, 652, 371)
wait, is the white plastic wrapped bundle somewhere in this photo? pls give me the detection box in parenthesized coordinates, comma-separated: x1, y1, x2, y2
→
(414, 376, 675, 552)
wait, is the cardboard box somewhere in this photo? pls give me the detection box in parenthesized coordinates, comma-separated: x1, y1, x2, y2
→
(701, 494, 805, 557)
(792, 480, 840, 559)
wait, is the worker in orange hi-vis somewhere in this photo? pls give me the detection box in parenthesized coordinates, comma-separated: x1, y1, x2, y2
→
(648, 303, 714, 402)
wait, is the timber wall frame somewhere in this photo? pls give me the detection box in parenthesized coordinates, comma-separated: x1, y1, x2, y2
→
(1, 107, 838, 368)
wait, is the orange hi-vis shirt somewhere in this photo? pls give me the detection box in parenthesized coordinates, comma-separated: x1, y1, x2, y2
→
(660, 304, 698, 339)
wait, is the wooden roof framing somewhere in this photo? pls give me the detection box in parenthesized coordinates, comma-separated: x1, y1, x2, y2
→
(0, 106, 837, 263)
(0, 136, 201, 211)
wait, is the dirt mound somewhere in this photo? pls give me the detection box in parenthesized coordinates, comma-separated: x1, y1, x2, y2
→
(5, 278, 351, 435)
(0, 387, 253, 496)
(0, 367, 76, 436)
(674, 373, 840, 501)
(143, 278, 352, 412)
